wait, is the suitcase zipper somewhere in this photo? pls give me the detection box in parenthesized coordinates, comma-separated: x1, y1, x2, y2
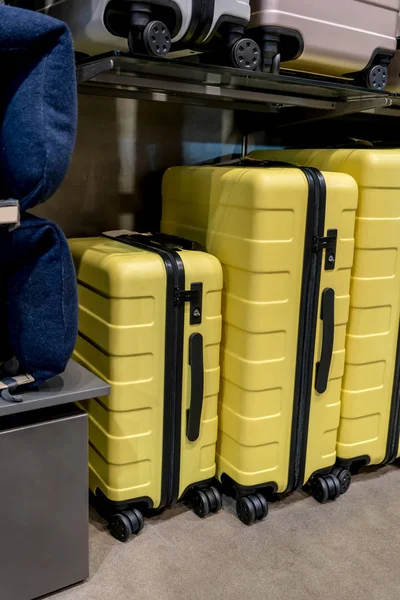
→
(162, 250, 186, 507)
(286, 168, 327, 493)
(383, 325, 400, 464)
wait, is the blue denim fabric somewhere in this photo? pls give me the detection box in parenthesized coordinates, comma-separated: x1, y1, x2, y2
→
(0, 213, 78, 387)
(0, 5, 77, 210)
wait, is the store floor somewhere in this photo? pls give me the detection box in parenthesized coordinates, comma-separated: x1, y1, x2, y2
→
(52, 466, 400, 600)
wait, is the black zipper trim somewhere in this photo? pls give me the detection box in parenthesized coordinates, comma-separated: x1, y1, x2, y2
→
(180, 0, 202, 43)
(101, 234, 184, 509)
(191, 0, 215, 44)
(168, 249, 185, 505)
(384, 323, 400, 464)
(285, 168, 327, 493)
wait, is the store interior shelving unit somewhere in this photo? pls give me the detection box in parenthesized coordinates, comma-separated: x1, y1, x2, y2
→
(76, 52, 399, 132)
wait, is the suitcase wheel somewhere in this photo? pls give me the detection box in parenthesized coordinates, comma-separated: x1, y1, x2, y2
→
(230, 39, 261, 72)
(331, 467, 352, 495)
(206, 486, 223, 514)
(192, 487, 222, 518)
(128, 20, 172, 58)
(236, 493, 268, 526)
(109, 508, 144, 543)
(311, 474, 341, 503)
(366, 64, 388, 91)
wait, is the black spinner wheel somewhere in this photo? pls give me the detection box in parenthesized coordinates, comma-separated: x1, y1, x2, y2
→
(324, 474, 341, 501)
(252, 493, 269, 520)
(230, 38, 261, 71)
(236, 497, 256, 525)
(128, 20, 171, 57)
(310, 476, 330, 504)
(192, 489, 211, 519)
(203, 486, 223, 514)
(331, 467, 352, 495)
(236, 493, 268, 525)
(125, 508, 145, 534)
(109, 508, 144, 542)
(311, 474, 342, 503)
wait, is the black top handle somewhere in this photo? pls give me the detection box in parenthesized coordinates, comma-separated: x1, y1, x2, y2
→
(116, 232, 204, 252)
(150, 232, 204, 251)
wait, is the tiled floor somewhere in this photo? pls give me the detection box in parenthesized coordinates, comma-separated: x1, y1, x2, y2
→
(51, 466, 400, 600)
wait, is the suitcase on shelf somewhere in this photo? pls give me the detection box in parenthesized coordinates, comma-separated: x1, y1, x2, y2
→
(252, 148, 400, 473)
(249, 0, 399, 89)
(161, 161, 358, 523)
(69, 232, 223, 541)
(46, 0, 261, 70)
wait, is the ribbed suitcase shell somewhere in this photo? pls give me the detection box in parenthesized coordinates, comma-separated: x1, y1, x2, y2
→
(69, 236, 223, 508)
(252, 149, 400, 468)
(162, 165, 357, 494)
(250, 0, 399, 77)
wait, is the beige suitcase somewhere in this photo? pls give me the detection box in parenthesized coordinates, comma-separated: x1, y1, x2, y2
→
(250, 0, 399, 89)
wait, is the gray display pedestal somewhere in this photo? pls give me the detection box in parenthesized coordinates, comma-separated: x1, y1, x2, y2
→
(0, 360, 110, 600)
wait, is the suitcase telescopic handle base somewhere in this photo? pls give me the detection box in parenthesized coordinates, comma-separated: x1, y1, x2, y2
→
(315, 288, 335, 394)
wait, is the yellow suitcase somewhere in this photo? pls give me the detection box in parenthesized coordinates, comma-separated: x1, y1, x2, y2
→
(162, 161, 358, 523)
(69, 232, 223, 541)
(252, 149, 400, 472)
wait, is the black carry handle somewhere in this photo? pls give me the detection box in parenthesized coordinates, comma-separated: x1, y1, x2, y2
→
(186, 333, 204, 443)
(315, 288, 335, 394)
(129, 232, 204, 252)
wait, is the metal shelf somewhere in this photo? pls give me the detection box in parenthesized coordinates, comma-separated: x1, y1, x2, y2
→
(77, 53, 393, 120)
(0, 360, 110, 416)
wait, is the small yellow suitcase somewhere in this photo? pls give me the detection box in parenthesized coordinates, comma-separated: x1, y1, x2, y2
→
(252, 149, 400, 472)
(69, 232, 223, 541)
(162, 161, 358, 523)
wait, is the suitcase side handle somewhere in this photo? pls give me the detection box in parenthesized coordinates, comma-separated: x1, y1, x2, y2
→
(315, 288, 335, 394)
(186, 333, 204, 443)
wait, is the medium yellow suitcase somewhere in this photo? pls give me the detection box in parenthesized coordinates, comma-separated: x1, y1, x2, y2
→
(69, 232, 223, 541)
(252, 149, 400, 472)
(162, 161, 358, 523)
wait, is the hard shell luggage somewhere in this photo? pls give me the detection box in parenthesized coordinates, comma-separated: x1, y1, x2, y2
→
(249, 0, 400, 89)
(46, 0, 261, 70)
(161, 161, 358, 523)
(69, 232, 223, 541)
(252, 148, 400, 473)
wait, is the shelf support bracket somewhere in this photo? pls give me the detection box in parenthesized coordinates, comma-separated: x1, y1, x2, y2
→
(279, 96, 392, 127)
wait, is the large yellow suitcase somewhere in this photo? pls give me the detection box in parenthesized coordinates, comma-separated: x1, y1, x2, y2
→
(162, 162, 358, 523)
(252, 149, 400, 472)
(69, 232, 223, 541)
